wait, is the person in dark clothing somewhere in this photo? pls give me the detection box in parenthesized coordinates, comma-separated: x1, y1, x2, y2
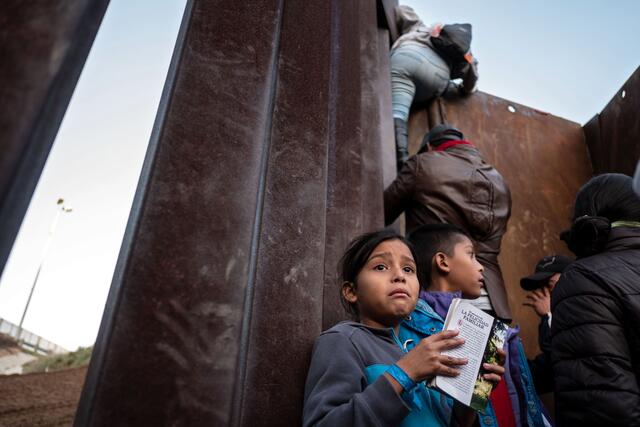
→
(520, 255, 572, 394)
(303, 229, 505, 427)
(551, 173, 640, 426)
(384, 124, 512, 321)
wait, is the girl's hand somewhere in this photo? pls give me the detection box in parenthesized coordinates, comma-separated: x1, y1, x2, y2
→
(396, 330, 467, 382)
(481, 348, 506, 383)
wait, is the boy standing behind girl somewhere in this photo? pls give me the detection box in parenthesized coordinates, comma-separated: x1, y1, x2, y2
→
(303, 229, 504, 427)
(401, 224, 549, 426)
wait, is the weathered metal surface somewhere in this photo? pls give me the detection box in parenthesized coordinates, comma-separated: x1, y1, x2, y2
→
(77, 0, 392, 425)
(584, 66, 640, 175)
(582, 114, 602, 173)
(377, 0, 399, 43)
(378, 29, 400, 191)
(237, 0, 332, 423)
(0, 0, 110, 276)
(321, 0, 367, 331)
(76, 0, 282, 424)
(321, 0, 394, 331)
(408, 93, 593, 355)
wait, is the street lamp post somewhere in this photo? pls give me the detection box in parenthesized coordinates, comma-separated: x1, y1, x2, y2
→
(17, 198, 72, 345)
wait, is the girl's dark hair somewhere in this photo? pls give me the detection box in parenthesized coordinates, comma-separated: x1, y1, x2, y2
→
(339, 229, 417, 318)
(565, 173, 640, 257)
(573, 173, 640, 221)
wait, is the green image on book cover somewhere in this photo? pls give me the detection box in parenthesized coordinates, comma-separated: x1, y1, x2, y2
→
(470, 319, 508, 411)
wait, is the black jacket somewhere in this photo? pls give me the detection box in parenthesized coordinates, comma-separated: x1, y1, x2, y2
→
(550, 227, 640, 426)
(528, 315, 553, 394)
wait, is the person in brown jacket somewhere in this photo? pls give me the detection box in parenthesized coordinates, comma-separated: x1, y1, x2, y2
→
(384, 124, 513, 320)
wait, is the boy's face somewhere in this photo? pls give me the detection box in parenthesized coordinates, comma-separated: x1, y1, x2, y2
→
(345, 239, 419, 330)
(444, 237, 485, 298)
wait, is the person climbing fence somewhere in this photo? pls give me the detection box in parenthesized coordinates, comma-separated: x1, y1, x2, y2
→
(391, 5, 478, 170)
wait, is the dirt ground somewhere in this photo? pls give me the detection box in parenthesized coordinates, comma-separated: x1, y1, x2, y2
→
(0, 366, 87, 426)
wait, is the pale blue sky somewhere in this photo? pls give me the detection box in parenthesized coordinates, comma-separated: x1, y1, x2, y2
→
(0, 1, 638, 350)
(0, 0, 187, 349)
(405, 0, 640, 123)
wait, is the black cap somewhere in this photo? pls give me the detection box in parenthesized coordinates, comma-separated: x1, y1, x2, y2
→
(520, 255, 572, 291)
(419, 124, 464, 152)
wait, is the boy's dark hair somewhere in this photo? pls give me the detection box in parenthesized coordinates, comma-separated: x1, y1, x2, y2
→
(407, 224, 470, 289)
(339, 228, 417, 319)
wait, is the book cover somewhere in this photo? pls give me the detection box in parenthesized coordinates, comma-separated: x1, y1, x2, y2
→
(430, 298, 508, 411)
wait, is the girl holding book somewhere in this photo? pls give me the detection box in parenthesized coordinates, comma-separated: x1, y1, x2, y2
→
(302, 229, 504, 427)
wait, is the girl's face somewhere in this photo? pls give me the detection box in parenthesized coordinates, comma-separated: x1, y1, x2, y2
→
(343, 239, 419, 330)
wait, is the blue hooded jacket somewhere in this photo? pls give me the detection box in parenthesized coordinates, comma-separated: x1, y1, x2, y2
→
(399, 292, 550, 427)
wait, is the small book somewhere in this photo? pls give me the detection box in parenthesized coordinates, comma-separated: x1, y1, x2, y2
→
(429, 298, 508, 411)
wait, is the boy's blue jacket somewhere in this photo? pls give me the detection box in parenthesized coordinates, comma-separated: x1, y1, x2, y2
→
(400, 294, 550, 427)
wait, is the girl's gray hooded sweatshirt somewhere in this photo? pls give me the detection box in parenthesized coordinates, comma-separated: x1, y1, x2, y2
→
(302, 321, 411, 426)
